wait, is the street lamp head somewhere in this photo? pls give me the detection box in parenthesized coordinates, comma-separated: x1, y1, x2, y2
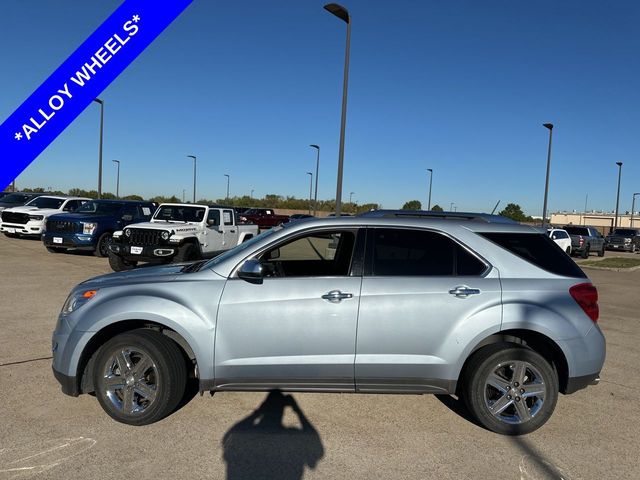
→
(93, 98, 103, 105)
(427, 168, 433, 173)
(543, 123, 553, 130)
(324, 3, 350, 23)
(187, 155, 196, 160)
(309, 144, 319, 150)
(224, 174, 230, 178)
(616, 162, 623, 167)
(307, 172, 313, 176)
(112, 159, 119, 164)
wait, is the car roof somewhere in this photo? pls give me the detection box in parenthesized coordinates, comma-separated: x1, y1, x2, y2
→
(88, 199, 154, 204)
(358, 209, 518, 224)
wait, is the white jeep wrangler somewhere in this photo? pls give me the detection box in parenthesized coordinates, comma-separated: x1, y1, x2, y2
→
(108, 203, 258, 271)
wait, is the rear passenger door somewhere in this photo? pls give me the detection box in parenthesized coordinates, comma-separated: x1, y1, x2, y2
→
(355, 228, 502, 393)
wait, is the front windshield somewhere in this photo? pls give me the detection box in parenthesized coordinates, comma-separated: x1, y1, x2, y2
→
(612, 229, 637, 236)
(1, 193, 31, 204)
(153, 205, 206, 222)
(76, 201, 124, 215)
(25, 196, 65, 209)
(204, 227, 280, 269)
(243, 208, 263, 215)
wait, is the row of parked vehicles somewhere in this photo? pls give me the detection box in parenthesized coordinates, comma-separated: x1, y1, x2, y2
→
(547, 225, 640, 257)
(0, 193, 315, 270)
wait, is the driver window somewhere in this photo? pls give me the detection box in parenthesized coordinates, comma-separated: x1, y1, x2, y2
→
(259, 230, 356, 278)
(207, 210, 220, 227)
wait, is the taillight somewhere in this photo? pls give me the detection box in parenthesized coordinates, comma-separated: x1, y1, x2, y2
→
(579, 236, 584, 246)
(569, 283, 599, 323)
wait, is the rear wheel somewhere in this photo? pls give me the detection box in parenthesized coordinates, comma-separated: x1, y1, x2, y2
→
(108, 251, 136, 271)
(463, 343, 558, 435)
(580, 245, 590, 259)
(565, 247, 571, 255)
(94, 232, 113, 257)
(93, 329, 187, 426)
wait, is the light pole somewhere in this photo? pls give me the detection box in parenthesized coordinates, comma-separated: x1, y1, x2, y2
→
(310, 145, 320, 215)
(450, 202, 455, 211)
(323, 3, 351, 216)
(306, 172, 313, 214)
(631, 193, 640, 228)
(112, 160, 120, 198)
(187, 155, 196, 203)
(182, 189, 186, 203)
(614, 162, 623, 230)
(250, 189, 254, 200)
(93, 98, 104, 198)
(349, 191, 354, 203)
(541, 123, 553, 228)
(427, 168, 433, 210)
(224, 174, 230, 201)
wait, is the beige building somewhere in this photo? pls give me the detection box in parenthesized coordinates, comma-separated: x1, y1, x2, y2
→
(550, 212, 639, 234)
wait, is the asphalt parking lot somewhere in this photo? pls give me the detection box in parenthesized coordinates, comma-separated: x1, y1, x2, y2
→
(1, 234, 638, 480)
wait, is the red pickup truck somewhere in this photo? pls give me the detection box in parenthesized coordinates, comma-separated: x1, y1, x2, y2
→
(239, 208, 290, 229)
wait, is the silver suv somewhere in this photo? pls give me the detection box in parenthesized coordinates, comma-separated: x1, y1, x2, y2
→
(52, 212, 605, 435)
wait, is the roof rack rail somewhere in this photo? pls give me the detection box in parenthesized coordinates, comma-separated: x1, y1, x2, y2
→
(357, 209, 516, 224)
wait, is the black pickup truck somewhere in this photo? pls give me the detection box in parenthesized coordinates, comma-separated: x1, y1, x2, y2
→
(563, 225, 606, 258)
(605, 228, 640, 253)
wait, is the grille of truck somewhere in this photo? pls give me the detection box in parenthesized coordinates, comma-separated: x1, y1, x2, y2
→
(1, 212, 30, 224)
(127, 229, 163, 246)
(46, 220, 81, 233)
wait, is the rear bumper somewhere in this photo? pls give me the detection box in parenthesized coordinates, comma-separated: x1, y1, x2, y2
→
(565, 373, 600, 394)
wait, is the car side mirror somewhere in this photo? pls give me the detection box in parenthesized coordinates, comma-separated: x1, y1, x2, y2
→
(238, 259, 263, 284)
(122, 214, 133, 222)
(267, 248, 280, 260)
(207, 218, 218, 227)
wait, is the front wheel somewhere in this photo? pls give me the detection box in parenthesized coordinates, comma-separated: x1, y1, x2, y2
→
(597, 245, 605, 257)
(175, 243, 200, 263)
(463, 344, 558, 435)
(93, 329, 187, 425)
(94, 232, 113, 257)
(108, 251, 136, 271)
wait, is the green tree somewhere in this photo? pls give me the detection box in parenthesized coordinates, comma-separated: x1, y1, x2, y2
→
(431, 204, 443, 212)
(402, 200, 422, 210)
(498, 203, 533, 222)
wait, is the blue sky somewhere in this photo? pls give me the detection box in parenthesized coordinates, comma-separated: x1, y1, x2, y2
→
(1, 0, 639, 214)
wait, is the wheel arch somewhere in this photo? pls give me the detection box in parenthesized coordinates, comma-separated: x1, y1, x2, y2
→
(74, 319, 200, 396)
(460, 329, 570, 394)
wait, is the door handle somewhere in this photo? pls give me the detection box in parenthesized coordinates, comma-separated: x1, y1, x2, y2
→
(449, 286, 481, 298)
(321, 290, 353, 303)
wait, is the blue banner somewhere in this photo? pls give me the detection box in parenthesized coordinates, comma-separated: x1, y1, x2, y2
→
(0, 0, 193, 189)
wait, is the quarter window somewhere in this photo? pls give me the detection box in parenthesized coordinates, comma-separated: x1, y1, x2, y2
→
(371, 228, 486, 277)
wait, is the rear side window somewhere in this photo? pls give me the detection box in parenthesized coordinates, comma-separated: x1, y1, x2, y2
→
(479, 232, 586, 278)
(371, 228, 487, 276)
(563, 226, 589, 236)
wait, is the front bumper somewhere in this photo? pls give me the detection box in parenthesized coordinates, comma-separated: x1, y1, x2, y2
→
(53, 367, 79, 396)
(42, 232, 96, 249)
(606, 243, 633, 251)
(109, 242, 178, 262)
(1, 221, 43, 236)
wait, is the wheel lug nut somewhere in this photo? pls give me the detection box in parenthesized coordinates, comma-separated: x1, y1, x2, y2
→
(520, 388, 525, 394)
(515, 397, 520, 402)
(507, 395, 512, 399)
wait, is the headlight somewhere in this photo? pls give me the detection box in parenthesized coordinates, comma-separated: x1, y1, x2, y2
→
(169, 237, 181, 243)
(81, 222, 97, 235)
(28, 214, 44, 221)
(125, 229, 131, 237)
(61, 289, 98, 316)
(161, 231, 169, 240)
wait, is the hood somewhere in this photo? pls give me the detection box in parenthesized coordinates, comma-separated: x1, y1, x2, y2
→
(4, 205, 62, 217)
(81, 262, 198, 288)
(48, 212, 111, 223)
(125, 221, 199, 234)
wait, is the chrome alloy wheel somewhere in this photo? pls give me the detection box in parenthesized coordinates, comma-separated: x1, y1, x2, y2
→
(102, 348, 158, 415)
(484, 360, 547, 425)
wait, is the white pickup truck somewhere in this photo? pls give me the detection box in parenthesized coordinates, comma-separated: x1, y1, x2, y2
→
(108, 203, 259, 271)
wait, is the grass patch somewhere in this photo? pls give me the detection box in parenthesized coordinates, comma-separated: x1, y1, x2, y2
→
(581, 258, 640, 269)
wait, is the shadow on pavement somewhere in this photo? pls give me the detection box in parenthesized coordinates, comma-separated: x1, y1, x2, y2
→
(221, 390, 324, 480)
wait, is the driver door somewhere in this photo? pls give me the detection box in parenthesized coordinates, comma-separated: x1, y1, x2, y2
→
(214, 228, 363, 391)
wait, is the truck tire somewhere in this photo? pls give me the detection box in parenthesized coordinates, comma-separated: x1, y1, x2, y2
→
(108, 251, 136, 271)
(580, 245, 590, 259)
(94, 232, 113, 258)
(175, 243, 200, 263)
(597, 244, 605, 257)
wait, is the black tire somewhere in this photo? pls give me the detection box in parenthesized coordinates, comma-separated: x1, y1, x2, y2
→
(94, 232, 113, 258)
(580, 245, 590, 259)
(597, 244, 605, 257)
(46, 246, 66, 253)
(175, 243, 200, 263)
(462, 343, 558, 435)
(108, 251, 136, 272)
(93, 329, 187, 426)
(630, 244, 636, 254)
(565, 247, 571, 255)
